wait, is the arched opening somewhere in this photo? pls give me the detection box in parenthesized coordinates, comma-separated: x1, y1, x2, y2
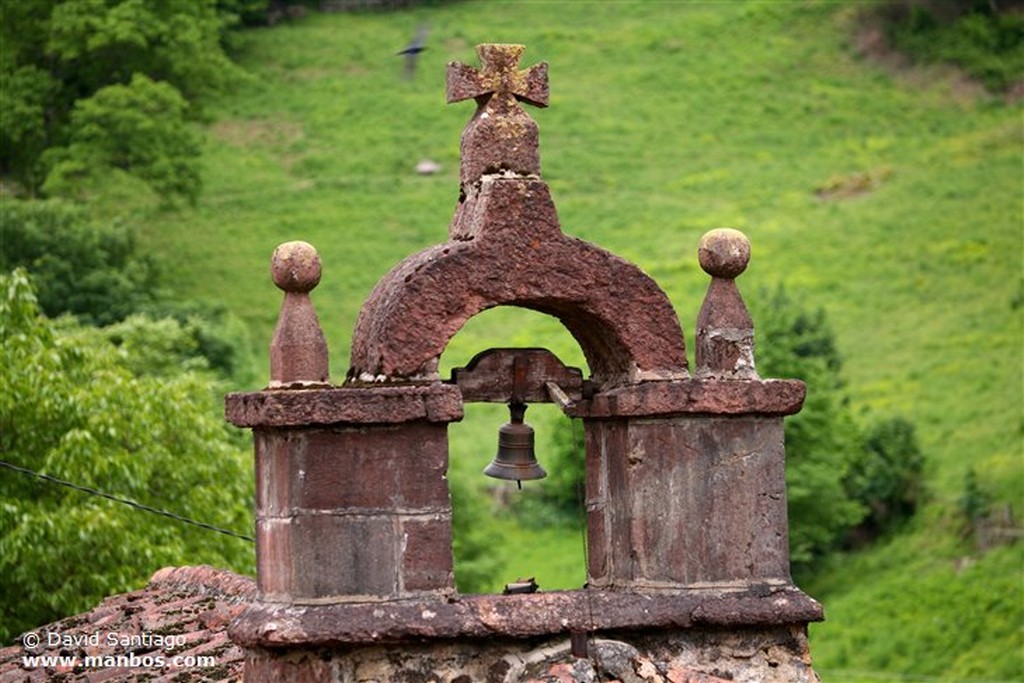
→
(346, 230, 689, 387)
(441, 306, 590, 594)
(341, 190, 691, 595)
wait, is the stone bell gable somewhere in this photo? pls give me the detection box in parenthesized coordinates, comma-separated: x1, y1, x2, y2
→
(225, 43, 823, 683)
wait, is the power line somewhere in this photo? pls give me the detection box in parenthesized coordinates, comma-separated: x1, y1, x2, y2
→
(0, 459, 254, 543)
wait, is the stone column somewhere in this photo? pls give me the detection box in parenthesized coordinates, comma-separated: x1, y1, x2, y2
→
(580, 229, 802, 589)
(581, 389, 800, 589)
(249, 410, 459, 603)
(226, 243, 463, 607)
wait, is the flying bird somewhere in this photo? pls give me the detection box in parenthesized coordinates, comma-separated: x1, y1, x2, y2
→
(397, 25, 429, 79)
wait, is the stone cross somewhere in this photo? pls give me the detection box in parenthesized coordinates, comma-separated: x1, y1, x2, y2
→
(446, 43, 549, 108)
(446, 44, 549, 186)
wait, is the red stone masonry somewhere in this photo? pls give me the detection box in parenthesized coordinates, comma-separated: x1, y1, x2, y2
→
(269, 241, 329, 387)
(696, 228, 758, 379)
(223, 42, 824, 682)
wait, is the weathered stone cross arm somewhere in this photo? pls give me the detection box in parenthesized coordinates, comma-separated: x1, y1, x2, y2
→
(446, 43, 549, 108)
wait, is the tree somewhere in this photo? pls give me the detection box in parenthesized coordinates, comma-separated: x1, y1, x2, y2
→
(41, 75, 202, 203)
(0, 198, 158, 325)
(876, 0, 1024, 91)
(846, 416, 925, 541)
(0, 0, 243, 197)
(43, 0, 240, 101)
(0, 270, 254, 643)
(0, 65, 58, 191)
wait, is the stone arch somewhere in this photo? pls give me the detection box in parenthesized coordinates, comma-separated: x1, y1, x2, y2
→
(347, 180, 688, 388)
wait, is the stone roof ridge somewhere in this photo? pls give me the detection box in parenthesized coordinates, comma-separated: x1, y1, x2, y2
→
(0, 566, 253, 682)
(147, 564, 256, 598)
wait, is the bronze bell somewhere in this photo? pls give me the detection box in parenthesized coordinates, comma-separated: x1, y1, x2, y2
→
(484, 401, 547, 486)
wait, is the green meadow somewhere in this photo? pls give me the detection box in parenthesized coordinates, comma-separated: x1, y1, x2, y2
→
(116, 1, 1020, 679)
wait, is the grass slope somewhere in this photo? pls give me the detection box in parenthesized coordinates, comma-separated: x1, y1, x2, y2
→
(126, 2, 1021, 679)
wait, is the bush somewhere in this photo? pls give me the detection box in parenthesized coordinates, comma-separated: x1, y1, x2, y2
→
(134, 299, 258, 388)
(0, 198, 158, 325)
(0, 65, 57, 190)
(751, 286, 865, 568)
(880, 0, 1024, 91)
(959, 465, 993, 537)
(845, 416, 926, 542)
(41, 75, 202, 204)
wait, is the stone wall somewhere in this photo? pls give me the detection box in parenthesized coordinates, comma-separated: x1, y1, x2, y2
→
(243, 627, 818, 683)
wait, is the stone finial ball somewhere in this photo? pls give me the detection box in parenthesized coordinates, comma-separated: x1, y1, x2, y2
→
(698, 228, 751, 279)
(271, 241, 321, 293)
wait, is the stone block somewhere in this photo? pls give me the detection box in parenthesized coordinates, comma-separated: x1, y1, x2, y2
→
(255, 517, 293, 601)
(586, 416, 790, 588)
(297, 514, 398, 599)
(255, 432, 292, 518)
(257, 515, 400, 600)
(245, 649, 339, 683)
(256, 423, 451, 515)
(401, 515, 455, 593)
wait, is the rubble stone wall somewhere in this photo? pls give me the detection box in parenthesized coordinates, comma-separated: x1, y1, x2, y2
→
(243, 626, 819, 683)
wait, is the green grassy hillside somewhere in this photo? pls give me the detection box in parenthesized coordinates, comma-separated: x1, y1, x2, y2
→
(124, 2, 1021, 680)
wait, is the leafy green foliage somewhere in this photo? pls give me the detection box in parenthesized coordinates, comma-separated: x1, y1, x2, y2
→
(0, 198, 257, 384)
(449, 472, 500, 593)
(880, 0, 1024, 91)
(0, 65, 57, 190)
(42, 75, 202, 203)
(39, 0, 239, 101)
(216, 0, 286, 29)
(0, 198, 158, 325)
(750, 286, 866, 567)
(0, 0, 241, 197)
(0, 270, 254, 643)
(846, 416, 926, 541)
(135, 299, 259, 388)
